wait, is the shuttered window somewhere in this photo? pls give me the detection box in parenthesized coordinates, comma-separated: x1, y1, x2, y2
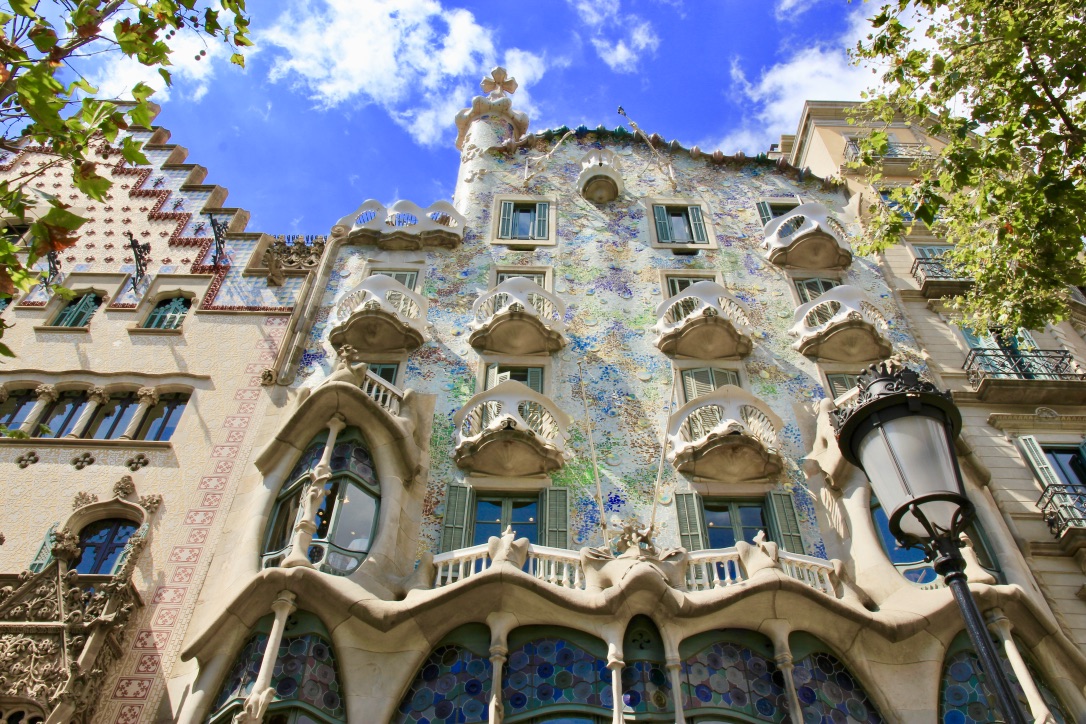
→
(653, 204, 708, 244)
(144, 296, 190, 330)
(538, 487, 569, 548)
(498, 201, 550, 241)
(496, 271, 547, 288)
(53, 293, 101, 327)
(675, 492, 804, 554)
(913, 244, 953, 259)
(756, 199, 799, 227)
(486, 364, 543, 393)
(767, 490, 804, 554)
(28, 523, 58, 573)
(675, 493, 707, 551)
(440, 484, 473, 552)
(794, 278, 839, 304)
(681, 367, 740, 402)
(666, 276, 711, 296)
(369, 364, 398, 384)
(825, 373, 860, 398)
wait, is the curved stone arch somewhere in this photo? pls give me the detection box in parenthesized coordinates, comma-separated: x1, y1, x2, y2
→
(244, 381, 423, 583)
(0, 698, 47, 724)
(939, 630, 1072, 723)
(206, 609, 347, 724)
(677, 628, 789, 723)
(787, 631, 886, 723)
(392, 623, 494, 724)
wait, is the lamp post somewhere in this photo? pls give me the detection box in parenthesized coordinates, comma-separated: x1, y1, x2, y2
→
(832, 362, 1027, 724)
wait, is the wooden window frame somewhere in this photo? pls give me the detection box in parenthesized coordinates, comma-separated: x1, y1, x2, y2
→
(490, 194, 557, 248)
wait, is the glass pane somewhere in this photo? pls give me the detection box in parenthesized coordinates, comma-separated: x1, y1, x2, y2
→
(667, 277, 702, 295)
(313, 482, 337, 539)
(330, 484, 378, 553)
(871, 500, 927, 565)
(267, 489, 301, 554)
(138, 394, 188, 441)
(737, 504, 767, 543)
(41, 393, 87, 438)
(509, 499, 538, 543)
(0, 393, 33, 427)
(668, 209, 692, 241)
(514, 207, 534, 239)
(75, 520, 137, 574)
(472, 499, 504, 545)
(1046, 449, 1086, 486)
(497, 271, 546, 287)
(370, 364, 398, 384)
(703, 505, 736, 549)
(85, 396, 139, 439)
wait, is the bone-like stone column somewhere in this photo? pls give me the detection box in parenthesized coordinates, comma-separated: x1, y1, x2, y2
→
(987, 608, 1054, 722)
(488, 644, 507, 723)
(607, 656, 624, 724)
(281, 414, 347, 569)
(233, 590, 297, 724)
(666, 658, 686, 724)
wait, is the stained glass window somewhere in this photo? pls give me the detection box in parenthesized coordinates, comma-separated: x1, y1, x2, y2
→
(504, 636, 611, 718)
(144, 296, 191, 329)
(939, 633, 1070, 724)
(681, 640, 787, 721)
(73, 518, 138, 575)
(210, 612, 345, 723)
(395, 644, 492, 723)
(791, 650, 883, 723)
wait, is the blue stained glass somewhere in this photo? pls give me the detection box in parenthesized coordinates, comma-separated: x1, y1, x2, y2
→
(502, 637, 610, 717)
(791, 652, 883, 723)
(681, 641, 786, 722)
(395, 645, 492, 723)
(939, 648, 1070, 724)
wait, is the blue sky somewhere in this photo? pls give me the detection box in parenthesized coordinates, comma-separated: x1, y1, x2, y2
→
(86, 0, 876, 235)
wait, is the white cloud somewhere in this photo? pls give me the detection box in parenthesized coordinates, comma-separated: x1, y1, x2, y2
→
(567, 0, 659, 73)
(261, 0, 550, 147)
(774, 0, 821, 21)
(568, 0, 620, 27)
(704, 10, 872, 155)
(591, 22, 660, 73)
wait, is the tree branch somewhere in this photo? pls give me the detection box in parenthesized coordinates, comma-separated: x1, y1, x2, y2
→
(1023, 40, 1085, 144)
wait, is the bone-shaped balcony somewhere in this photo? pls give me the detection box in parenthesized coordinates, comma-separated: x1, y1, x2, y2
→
(330, 199, 467, 249)
(789, 285, 892, 362)
(453, 380, 571, 477)
(469, 278, 567, 355)
(763, 203, 852, 270)
(652, 281, 753, 359)
(329, 275, 428, 354)
(667, 386, 783, 485)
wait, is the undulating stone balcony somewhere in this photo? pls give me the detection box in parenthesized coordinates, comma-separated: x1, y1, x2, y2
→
(762, 203, 852, 270)
(789, 285, 892, 362)
(469, 278, 567, 355)
(652, 281, 753, 359)
(329, 275, 428, 354)
(453, 380, 571, 477)
(911, 258, 973, 298)
(666, 386, 782, 484)
(577, 149, 624, 203)
(430, 542, 840, 597)
(963, 349, 1086, 404)
(330, 199, 466, 249)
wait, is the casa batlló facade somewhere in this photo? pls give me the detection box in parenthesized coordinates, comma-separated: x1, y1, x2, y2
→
(0, 73, 1083, 724)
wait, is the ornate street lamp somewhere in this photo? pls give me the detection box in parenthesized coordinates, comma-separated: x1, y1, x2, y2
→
(832, 362, 1026, 724)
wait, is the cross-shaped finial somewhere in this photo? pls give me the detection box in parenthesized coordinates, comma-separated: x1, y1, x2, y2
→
(481, 66, 518, 98)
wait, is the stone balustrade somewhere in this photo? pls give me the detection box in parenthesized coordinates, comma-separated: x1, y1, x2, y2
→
(789, 285, 892, 362)
(652, 280, 753, 358)
(469, 278, 567, 354)
(330, 199, 466, 249)
(763, 202, 852, 270)
(432, 542, 586, 590)
(360, 368, 404, 417)
(329, 275, 428, 354)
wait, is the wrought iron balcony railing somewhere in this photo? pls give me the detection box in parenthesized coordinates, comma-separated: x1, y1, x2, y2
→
(844, 140, 933, 164)
(1037, 483, 1086, 537)
(762, 203, 852, 270)
(963, 349, 1086, 387)
(911, 258, 972, 286)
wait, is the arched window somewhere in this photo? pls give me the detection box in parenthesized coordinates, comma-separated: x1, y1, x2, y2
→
(52, 292, 101, 327)
(144, 296, 191, 330)
(209, 611, 345, 724)
(503, 626, 612, 721)
(0, 388, 36, 432)
(0, 703, 45, 724)
(789, 633, 883, 723)
(39, 390, 89, 438)
(136, 392, 189, 441)
(621, 616, 671, 716)
(263, 429, 380, 575)
(679, 629, 787, 722)
(940, 631, 1071, 723)
(83, 391, 140, 439)
(73, 518, 139, 575)
(395, 624, 492, 723)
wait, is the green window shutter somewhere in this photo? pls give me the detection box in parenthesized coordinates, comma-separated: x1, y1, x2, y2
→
(681, 368, 716, 402)
(29, 523, 58, 573)
(1018, 435, 1062, 488)
(961, 327, 997, 351)
(689, 205, 707, 243)
(1015, 328, 1038, 349)
(653, 205, 671, 243)
(526, 367, 544, 394)
(756, 201, 773, 227)
(538, 488, 569, 548)
(710, 368, 740, 388)
(440, 485, 473, 552)
(498, 201, 514, 239)
(675, 493, 706, 551)
(767, 490, 804, 553)
(534, 202, 549, 239)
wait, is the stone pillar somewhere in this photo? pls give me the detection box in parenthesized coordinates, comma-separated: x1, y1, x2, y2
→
(66, 386, 108, 438)
(665, 658, 686, 724)
(234, 590, 297, 724)
(119, 386, 159, 440)
(488, 644, 507, 723)
(987, 609, 1054, 722)
(607, 656, 624, 724)
(282, 415, 347, 569)
(19, 384, 57, 435)
(765, 622, 802, 722)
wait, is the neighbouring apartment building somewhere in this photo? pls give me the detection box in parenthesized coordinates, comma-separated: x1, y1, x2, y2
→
(0, 74, 1083, 724)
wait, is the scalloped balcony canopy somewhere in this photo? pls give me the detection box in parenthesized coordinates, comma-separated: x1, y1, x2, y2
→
(789, 285, 892, 362)
(763, 202, 852, 270)
(652, 280, 753, 359)
(469, 277, 567, 355)
(329, 275, 428, 355)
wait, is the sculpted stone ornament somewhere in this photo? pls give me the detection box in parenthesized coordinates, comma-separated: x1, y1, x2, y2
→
(454, 67, 530, 151)
(15, 451, 39, 469)
(579, 516, 688, 592)
(487, 526, 530, 570)
(125, 453, 150, 472)
(113, 475, 136, 499)
(71, 492, 98, 510)
(34, 384, 58, 403)
(136, 386, 160, 406)
(139, 494, 163, 514)
(260, 367, 277, 387)
(87, 386, 109, 405)
(735, 530, 781, 579)
(50, 529, 80, 561)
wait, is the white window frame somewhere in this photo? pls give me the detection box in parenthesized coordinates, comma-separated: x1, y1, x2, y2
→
(658, 269, 721, 302)
(490, 265, 553, 292)
(754, 195, 801, 227)
(477, 356, 551, 395)
(364, 261, 425, 294)
(644, 197, 718, 251)
(490, 194, 557, 248)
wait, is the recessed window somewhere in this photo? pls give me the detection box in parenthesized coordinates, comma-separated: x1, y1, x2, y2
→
(440, 485, 569, 552)
(703, 500, 769, 548)
(675, 490, 804, 553)
(755, 198, 800, 226)
(486, 364, 544, 393)
(52, 292, 101, 328)
(794, 277, 839, 304)
(653, 204, 707, 244)
(664, 275, 714, 297)
(471, 495, 538, 546)
(73, 519, 138, 575)
(0, 388, 37, 431)
(825, 373, 860, 398)
(2, 221, 31, 241)
(136, 393, 189, 441)
(84, 392, 141, 440)
(878, 188, 914, 222)
(372, 270, 418, 289)
(913, 244, 953, 259)
(496, 270, 547, 288)
(143, 296, 190, 330)
(39, 390, 90, 438)
(680, 367, 739, 402)
(496, 199, 551, 243)
(368, 363, 399, 385)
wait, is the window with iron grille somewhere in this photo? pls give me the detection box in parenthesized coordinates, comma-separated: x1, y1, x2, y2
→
(53, 293, 101, 327)
(143, 296, 190, 330)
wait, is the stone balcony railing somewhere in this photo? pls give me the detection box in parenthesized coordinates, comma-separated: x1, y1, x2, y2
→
(666, 385, 783, 485)
(1037, 483, 1086, 538)
(910, 258, 973, 298)
(330, 199, 467, 249)
(453, 380, 571, 477)
(789, 285, 892, 362)
(469, 278, 567, 355)
(430, 542, 840, 597)
(762, 203, 852, 270)
(360, 368, 404, 417)
(962, 349, 1086, 403)
(328, 275, 428, 354)
(652, 281, 753, 359)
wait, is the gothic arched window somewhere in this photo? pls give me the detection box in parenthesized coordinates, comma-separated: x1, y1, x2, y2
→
(52, 292, 101, 327)
(263, 429, 380, 576)
(143, 296, 191, 330)
(73, 518, 139, 575)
